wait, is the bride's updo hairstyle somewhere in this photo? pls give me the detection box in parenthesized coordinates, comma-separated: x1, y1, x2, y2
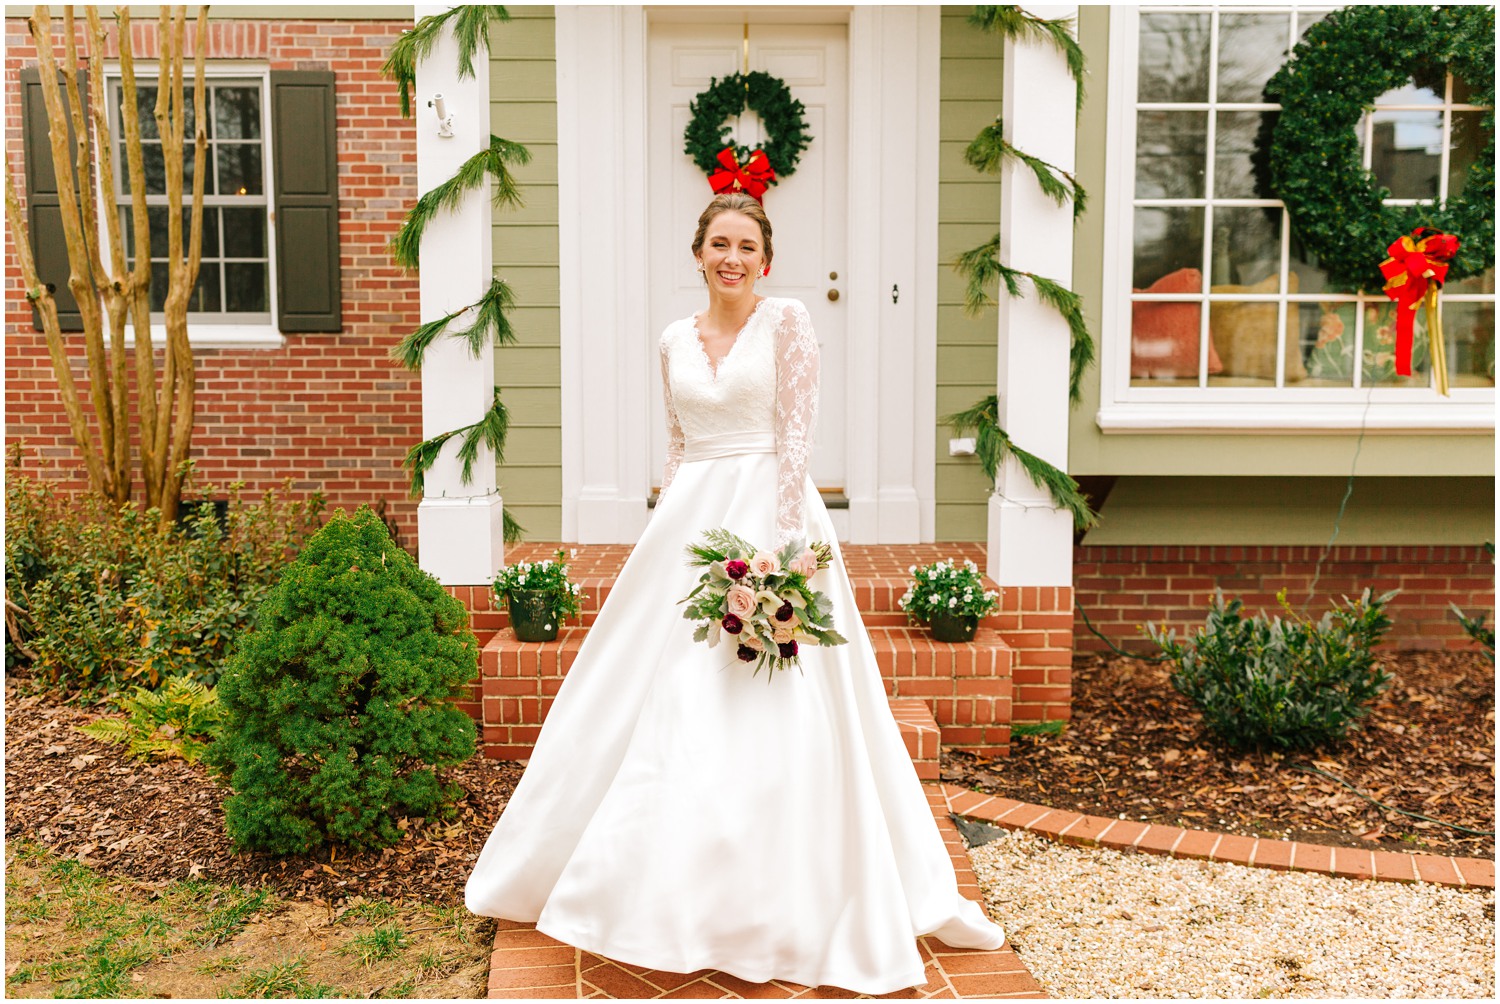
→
(691, 192, 774, 279)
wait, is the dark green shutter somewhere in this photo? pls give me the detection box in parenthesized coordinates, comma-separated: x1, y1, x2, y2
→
(270, 71, 341, 332)
(20, 67, 87, 332)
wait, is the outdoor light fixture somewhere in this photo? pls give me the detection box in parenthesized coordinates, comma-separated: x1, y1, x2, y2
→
(429, 92, 454, 137)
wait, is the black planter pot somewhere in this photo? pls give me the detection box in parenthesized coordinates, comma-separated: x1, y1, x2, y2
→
(928, 610, 978, 643)
(507, 588, 560, 642)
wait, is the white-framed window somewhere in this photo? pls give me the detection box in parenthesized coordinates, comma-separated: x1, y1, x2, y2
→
(105, 64, 281, 347)
(1100, 6, 1494, 432)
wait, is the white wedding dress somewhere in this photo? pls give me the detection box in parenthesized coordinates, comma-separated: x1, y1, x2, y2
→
(464, 296, 1005, 995)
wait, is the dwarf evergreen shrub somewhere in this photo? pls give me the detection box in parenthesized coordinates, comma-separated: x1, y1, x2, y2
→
(1149, 588, 1397, 752)
(205, 506, 478, 854)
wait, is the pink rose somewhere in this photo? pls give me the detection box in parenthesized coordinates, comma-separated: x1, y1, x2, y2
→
(750, 551, 781, 577)
(725, 585, 757, 617)
(724, 559, 749, 580)
(789, 548, 819, 577)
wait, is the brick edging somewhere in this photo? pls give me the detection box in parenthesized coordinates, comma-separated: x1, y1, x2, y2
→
(941, 784, 1495, 889)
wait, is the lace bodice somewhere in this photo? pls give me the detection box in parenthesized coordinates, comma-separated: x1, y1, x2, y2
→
(658, 296, 820, 548)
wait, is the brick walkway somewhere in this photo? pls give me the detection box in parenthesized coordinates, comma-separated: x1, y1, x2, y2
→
(942, 786, 1496, 889)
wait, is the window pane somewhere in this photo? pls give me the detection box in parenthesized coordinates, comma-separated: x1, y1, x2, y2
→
(1138, 12, 1210, 103)
(225, 262, 268, 313)
(215, 143, 264, 197)
(1375, 81, 1442, 108)
(1136, 111, 1206, 199)
(1208, 299, 1281, 385)
(1217, 13, 1289, 103)
(1132, 297, 1206, 385)
(1453, 75, 1476, 106)
(1371, 108, 1442, 199)
(1297, 303, 1357, 387)
(1449, 110, 1486, 199)
(1364, 301, 1430, 387)
(1212, 207, 1281, 288)
(1287, 230, 1335, 295)
(125, 85, 196, 137)
(140, 142, 196, 197)
(212, 86, 261, 140)
(1442, 301, 1497, 387)
(149, 261, 221, 313)
(1134, 207, 1203, 288)
(134, 207, 218, 261)
(1214, 110, 1273, 199)
(221, 207, 267, 258)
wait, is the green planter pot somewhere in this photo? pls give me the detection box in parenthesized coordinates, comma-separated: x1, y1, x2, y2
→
(507, 589, 560, 642)
(929, 610, 978, 643)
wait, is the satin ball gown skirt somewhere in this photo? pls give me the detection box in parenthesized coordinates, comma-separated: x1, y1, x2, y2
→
(464, 440, 1005, 996)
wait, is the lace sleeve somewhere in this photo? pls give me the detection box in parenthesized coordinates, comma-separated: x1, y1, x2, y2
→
(659, 336, 685, 504)
(773, 301, 819, 549)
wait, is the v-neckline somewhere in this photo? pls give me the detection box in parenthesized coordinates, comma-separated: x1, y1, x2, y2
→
(692, 297, 769, 381)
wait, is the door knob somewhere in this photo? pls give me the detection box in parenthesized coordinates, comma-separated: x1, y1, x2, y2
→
(827, 288, 840, 302)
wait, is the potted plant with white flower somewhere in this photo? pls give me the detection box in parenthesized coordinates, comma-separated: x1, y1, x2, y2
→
(898, 558, 1000, 643)
(493, 549, 584, 643)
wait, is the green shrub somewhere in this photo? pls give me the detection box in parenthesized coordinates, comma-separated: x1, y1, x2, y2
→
(1451, 605, 1495, 663)
(204, 506, 478, 855)
(75, 677, 223, 763)
(1149, 588, 1397, 752)
(898, 558, 1001, 622)
(4, 455, 324, 697)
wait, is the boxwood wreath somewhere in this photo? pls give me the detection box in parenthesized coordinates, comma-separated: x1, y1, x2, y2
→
(1264, 4, 1494, 293)
(684, 71, 812, 198)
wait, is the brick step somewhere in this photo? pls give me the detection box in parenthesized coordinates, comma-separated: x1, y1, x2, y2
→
(473, 626, 1013, 760)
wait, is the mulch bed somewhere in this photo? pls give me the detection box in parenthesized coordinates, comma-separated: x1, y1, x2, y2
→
(3, 678, 524, 908)
(943, 650, 1496, 860)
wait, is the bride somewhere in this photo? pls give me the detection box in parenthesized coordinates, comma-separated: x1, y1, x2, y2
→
(464, 192, 1006, 995)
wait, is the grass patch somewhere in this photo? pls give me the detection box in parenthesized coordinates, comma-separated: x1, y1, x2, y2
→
(5, 839, 493, 999)
(1012, 719, 1067, 738)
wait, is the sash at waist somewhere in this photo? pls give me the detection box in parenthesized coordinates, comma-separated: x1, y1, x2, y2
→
(682, 429, 777, 462)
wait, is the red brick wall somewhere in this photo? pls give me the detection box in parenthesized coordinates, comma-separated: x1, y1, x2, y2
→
(1073, 544, 1496, 655)
(4, 16, 421, 544)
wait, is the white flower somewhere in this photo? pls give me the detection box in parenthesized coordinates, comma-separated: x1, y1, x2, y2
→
(908, 564, 917, 574)
(948, 597, 957, 608)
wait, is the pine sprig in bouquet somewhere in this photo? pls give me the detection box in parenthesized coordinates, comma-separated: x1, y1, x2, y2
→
(680, 528, 847, 678)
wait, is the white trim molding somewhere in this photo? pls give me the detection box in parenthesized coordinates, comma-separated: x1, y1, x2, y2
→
(986, 4, 1077, 588)
(414, 3, 506, 585)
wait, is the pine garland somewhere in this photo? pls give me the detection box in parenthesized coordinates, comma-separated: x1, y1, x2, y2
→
(403, 387, 524, 544)
(955, 235, 1093, 403)
(381, 5, 510, 117)
(969, 5, 1085, 110)
(965, 119, 1086, 219)
(390, 136, 529, 269)
(390, 277, 516, 370)
(942, 395, 1098, 531)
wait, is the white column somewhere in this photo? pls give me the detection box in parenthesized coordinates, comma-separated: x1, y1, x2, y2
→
(414, 4, 506, 583)
(987, 4, 1077, 586)
(556, 5, 651, 544)
(846, 5, 941, 544)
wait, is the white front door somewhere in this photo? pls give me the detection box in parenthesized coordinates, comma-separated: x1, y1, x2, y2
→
(646, 20, 850, 502)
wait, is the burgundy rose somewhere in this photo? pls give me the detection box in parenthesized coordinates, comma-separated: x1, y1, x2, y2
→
(721, 613, 743, 634)
(777, 640, 798, 659)
(775, 600, 795, 622)
(725, 560, 749, 580)
(736, 644, 758, 662)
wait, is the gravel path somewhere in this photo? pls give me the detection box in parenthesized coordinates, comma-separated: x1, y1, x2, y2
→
(970, 829, 1495, 998)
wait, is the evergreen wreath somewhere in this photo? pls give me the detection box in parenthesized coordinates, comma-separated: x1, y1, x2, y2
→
(683, 71, 812, 189)
(1264, 4, 1494, 293)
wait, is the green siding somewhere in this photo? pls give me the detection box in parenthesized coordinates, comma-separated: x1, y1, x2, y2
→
(1085, 477, 1495, 545)
(935, 6, 1003, 541)
(1067, 6, 1496, 544)
(491, 6, 561, 540)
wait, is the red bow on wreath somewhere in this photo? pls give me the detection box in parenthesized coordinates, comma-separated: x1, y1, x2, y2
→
(1378, 227, 1460, 391)
(708, 146, 776, 203)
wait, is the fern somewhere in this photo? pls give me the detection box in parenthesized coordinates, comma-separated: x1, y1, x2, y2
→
(684, 527, 760, 565)
(75, 677, 223, 763)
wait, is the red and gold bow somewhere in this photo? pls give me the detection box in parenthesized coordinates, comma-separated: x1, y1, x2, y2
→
(707, 146, 776, 203)
(1378, 227, 1460, 394)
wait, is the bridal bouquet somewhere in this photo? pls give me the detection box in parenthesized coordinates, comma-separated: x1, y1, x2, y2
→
(679, 528, 848, 678)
